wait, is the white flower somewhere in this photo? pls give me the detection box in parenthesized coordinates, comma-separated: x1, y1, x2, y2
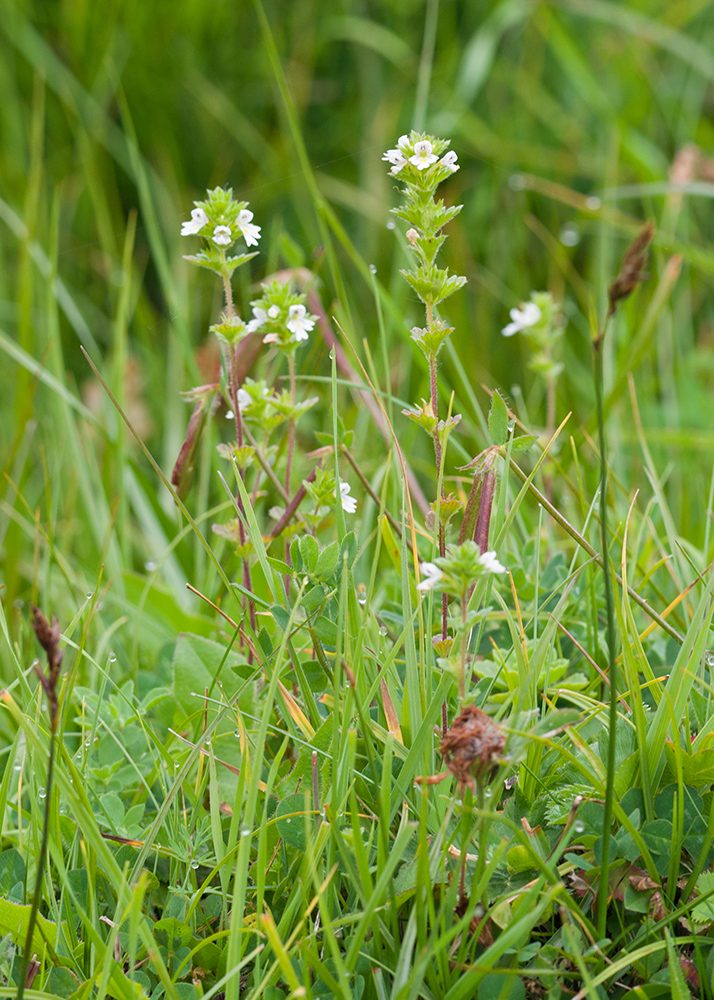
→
(502, 302, 542, 338)
(397, 134, 410, 149)
(382, 148, 408, 174)
(406, 228, 419, 244)
(338, 482, 357, 514)
(212, 225, 233, 246)
(237, 388, 252, 412)
(262, 333, 280, 344)
(247, 307, 268, 333)
(417, 562, 443, 592)
(440, 150, 459, 174)
(180, 207, 209, 236)
(237, 209, 261, 247)
(409, 140, 438, 170)
(268, 305, 280, 319)
(286, 304, 314, 342)
(479, 551, 507, 575)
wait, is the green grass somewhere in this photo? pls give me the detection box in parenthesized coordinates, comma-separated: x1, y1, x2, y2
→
(3, 1, 714, 997)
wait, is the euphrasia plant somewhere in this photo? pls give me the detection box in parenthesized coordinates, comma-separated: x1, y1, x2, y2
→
(383, 132, 467, 638)
(175, 188, 357, 623)
(502, 291, 563, 436)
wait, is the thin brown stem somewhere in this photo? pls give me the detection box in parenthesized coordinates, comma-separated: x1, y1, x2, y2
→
(341, 446, 403, 538)
(507, 456, 683, 644)
(221, 258, 254, 639)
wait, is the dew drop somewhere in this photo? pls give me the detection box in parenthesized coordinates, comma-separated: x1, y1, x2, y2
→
(144, 561, 157, 573)
(240, 824, 251, 837)
(369, 264, 377, 274)
(38, 788, 46, 799)
(234, 729, 241, 738)
(559, 222, 580, 247)
(86, 591, 94, 600)
(225, 410, 234, 420)
(190, 861, 199, 870)
(109, 652, 117, 663)
(508, 173, 526, 191)
(585, 196, 602, 211)
(386, 219, 396, 230)
(574, 821, 585, 833)
(378, 625, 388, 637)
(13, 763, 21, 772)
(358, 594, 367, 606)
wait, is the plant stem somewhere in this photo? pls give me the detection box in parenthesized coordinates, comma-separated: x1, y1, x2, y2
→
(222, 258, 255, 637)
(286, 353, 296, 496)
(506, 457, 683, 644)
(17, 730, 56, 1000)
(593, 325, 619, 941)
(429, 349, 448, 639)
(341, 446, 403, 539)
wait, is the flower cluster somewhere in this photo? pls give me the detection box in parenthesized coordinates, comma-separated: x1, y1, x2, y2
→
(384, 132, 466, 327)
(247, 280, 317, 351)
(301, 468, 357, 528)
(382, 134, 460, 179)
(502, 291, 564, 382)
(180, 187, 261, 248)
(417, 541, 506, 597)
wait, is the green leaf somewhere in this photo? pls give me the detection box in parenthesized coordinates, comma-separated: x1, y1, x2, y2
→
(510, 434, 538, 453)
(665, 927, 692, 999)
(0, 849, 25, 902)
(267, 556, 293, 577)
(300, 535, 320, 574)
(153, 917, 192, 951)
(488, 390, 509, 445)
(46, 967, 81, 998)
(0, 899, 68, 958)
(302, 585, 325, 614)
(690, 872, 714, 924)
(641, 819, 673, 864)
(101, 792, 126, 831)
(276, 794, 309, 850)
(314, 540, 339, 579)
(172, 633, 250, 719)
(313, 616, 338, 646)
(478, 973, 525, 1000)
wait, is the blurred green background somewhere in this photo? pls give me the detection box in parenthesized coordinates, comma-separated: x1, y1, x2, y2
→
(2, 0, 714, 641)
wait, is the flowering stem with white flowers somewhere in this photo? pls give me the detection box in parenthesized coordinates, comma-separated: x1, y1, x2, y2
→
(385, 132, 466, 639)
